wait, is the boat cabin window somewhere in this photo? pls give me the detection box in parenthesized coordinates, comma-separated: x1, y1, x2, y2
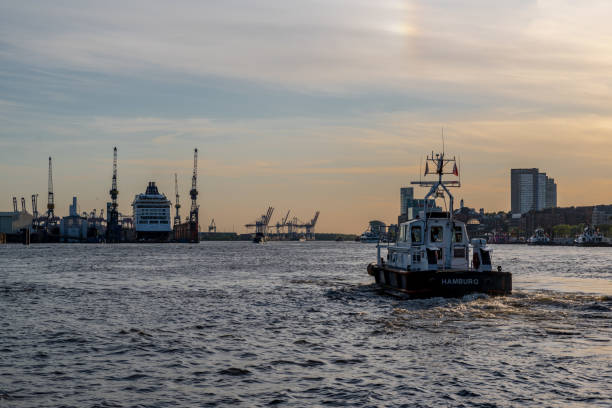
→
(453, 226, 463, 243)
(481, 250, 491, 265)
(430, 226, 444, 242)
(398, 225, 406, 242)
(411, 225, 422, 243)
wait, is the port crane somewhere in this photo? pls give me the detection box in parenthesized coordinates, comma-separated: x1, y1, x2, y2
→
(245, 207, 274, 241)
(174, 173, 181, 227)
(188, 148, 200, 242)
(106, 147, 121, 243)
(12, 197, 17, 213)
(47, 157, 55, 221)
(275, 210, 291, 236)
(172, 148, 200, 243)
(208, 219, 216, 233)
(304, 211, 320, 240)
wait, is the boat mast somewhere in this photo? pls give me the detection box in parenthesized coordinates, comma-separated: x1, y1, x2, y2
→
(411, 150, 461, 269)
(411, 151, 460, 220)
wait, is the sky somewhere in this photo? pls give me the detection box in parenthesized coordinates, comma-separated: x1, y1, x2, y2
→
(1, 0, 612, 233)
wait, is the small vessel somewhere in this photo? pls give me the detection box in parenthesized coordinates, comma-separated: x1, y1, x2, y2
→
(359, 230, 380, 243)
(528, 228, 550, 245)
(367, 150, 512, 298)
(574, 226, 606, 246)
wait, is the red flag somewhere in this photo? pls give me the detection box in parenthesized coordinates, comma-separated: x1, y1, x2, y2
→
(453, 163, 459, 176)
(425, 162, 429, 175)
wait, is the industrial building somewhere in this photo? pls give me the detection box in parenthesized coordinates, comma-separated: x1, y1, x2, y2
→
(0, 211, 33, 235)
(592, 205, 612, 226)
(511, 168, 557, 216)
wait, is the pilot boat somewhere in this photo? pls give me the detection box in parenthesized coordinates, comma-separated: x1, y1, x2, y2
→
(528, 228, 550, 245)
(367, 150, 512, 298)
(574, 226, 607, 246)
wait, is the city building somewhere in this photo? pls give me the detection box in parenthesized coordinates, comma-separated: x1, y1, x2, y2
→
(399, 187, 439, 222)
(132, 182, 172, 241)
(59, 197, 88, 242)
(511, 168, 557, 216)
(400, 187, 414, 216)
(546, 178, 557, 209)
(592, 205, 612, 226)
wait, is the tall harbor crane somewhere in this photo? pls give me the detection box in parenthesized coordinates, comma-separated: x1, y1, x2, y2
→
(173, 148, 200, 243)
(47, 157, 55, 220)
(208, 219, 216, 233)
(188, 148, 199, 242)
(106, 147, 121, 243)
(12, 197, 17, 213)
(189, 148, 199, 224)
(20, 197, 26, 213)
(174, 173, 181, 227)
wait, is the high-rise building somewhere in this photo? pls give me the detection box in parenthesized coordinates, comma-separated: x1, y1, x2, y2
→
(511, 168, 557, 215)
(546, 178, 557, 209)
(400, 187, 414, 215)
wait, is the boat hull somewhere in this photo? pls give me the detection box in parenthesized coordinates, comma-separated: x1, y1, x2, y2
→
(367, 264, 512, 298)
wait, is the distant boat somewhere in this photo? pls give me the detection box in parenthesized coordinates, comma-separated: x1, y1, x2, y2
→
(575, 226, 607, 246)
(359, 230, 380, 243)
(528, 228, 550, 245)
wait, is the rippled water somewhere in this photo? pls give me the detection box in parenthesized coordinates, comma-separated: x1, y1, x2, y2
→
(1, 242, 611, 407)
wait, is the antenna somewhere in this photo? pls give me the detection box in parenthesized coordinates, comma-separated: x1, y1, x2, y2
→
(459, 155, 462, 187)
(442, 127, 445, 154)
(419, 156, 422, 183)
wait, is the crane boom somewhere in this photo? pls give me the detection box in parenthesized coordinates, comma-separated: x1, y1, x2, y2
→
(282, 210, 291, 225)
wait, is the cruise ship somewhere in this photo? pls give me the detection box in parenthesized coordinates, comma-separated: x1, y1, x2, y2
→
(132, 182, 172, 241)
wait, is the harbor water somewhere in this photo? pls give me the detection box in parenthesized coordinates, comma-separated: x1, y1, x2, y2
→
(1, 242, 611, 407)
